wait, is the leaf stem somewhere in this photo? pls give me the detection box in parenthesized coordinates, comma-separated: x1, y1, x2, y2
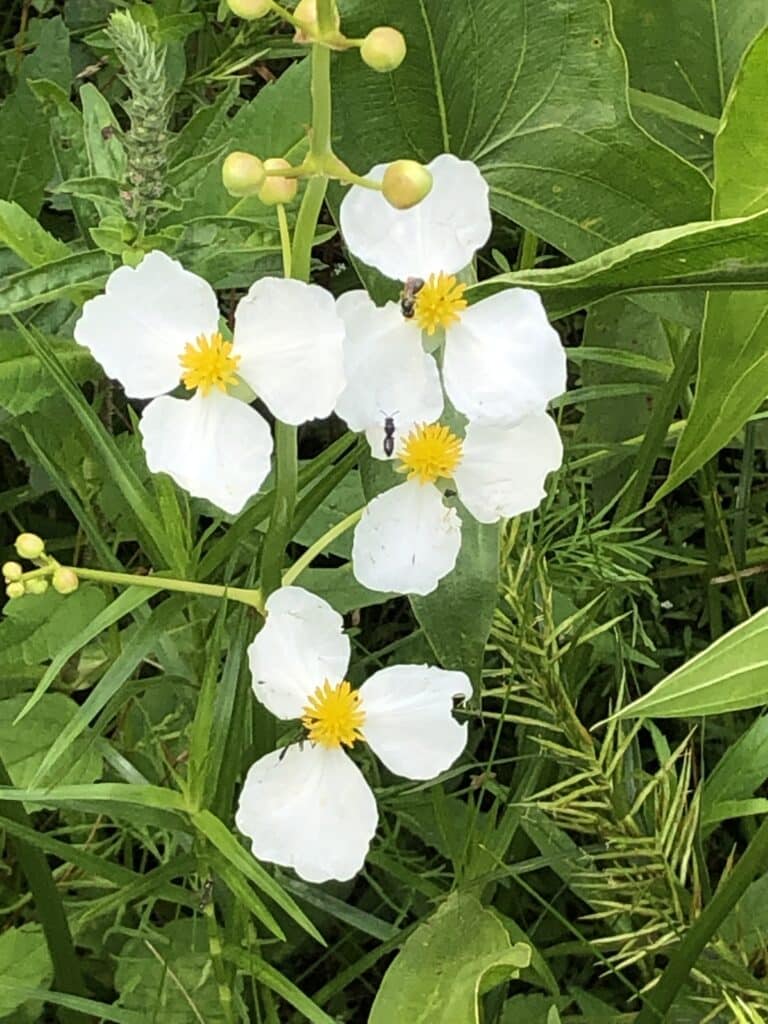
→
(0, 754, 87, 1023)
(635, 815, 768, 1023)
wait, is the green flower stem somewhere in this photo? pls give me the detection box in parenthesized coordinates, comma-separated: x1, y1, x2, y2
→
(276, 203, 292, 278)
(635, 814, 768, 1023)
(0, 754, 87, 1023)
(282, 507, 364, 587)
(260, 35, 334, 596)
(50, 565, 264, 612)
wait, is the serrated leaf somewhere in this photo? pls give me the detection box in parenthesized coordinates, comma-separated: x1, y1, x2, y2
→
(369, 892, 530, 1024)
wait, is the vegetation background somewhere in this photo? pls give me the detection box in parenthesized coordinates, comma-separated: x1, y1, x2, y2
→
(2, 1, 768, 1021)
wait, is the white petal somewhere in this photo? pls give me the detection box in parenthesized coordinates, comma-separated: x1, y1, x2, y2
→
(453, 415, 563, 524)
(339, 154, 491, 282)
(352, 481, 461, 596)
(74, 251, 219, 399)
(334, 291, 443, 459)
(360, 665, 471, 780)
(235, 744, 378, 883)
(139, 390, 272, 516)
(234, 278, 346, 424)
(247, 586, 351, 719)
(443, 289, 566, 424)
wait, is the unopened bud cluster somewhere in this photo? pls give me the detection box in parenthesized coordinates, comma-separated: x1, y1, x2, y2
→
(3, 533, 79, 600)
(222, 153, 297, 205)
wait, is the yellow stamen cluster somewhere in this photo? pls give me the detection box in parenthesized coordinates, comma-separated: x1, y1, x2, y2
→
(302, 680, 365, 749)
(179, 332, 240, 396)
(398, 423, 463, 484)
(413, 273, 467, 335)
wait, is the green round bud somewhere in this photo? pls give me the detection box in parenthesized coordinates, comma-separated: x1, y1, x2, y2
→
(222, 151, 266, 198)
(258, 158, 298, 205)
(361, 27, 406, 72)
(25, 578, 50, 596)
(293, 0, 340, 41)
(2, 561, 23, 583)
(52, 567, 79, 596)
(15, 532, 45, 560)
(5, 581, 25, 600)
(227, 0, 271, 18)
(381, 160, 433, 210)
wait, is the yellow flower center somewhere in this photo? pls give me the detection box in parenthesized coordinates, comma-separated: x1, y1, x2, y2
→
(179, 332, 240, 396)
(301, 680, 365, 749)
(398, 423, 463, 484)
(413, 272, 467, 335)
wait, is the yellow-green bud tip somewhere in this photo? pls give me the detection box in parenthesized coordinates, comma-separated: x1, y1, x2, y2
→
(361, 27, 407, 72)
(25, 578, 50, 596)
(258, 158, 298, 206)
(52, 567, 79, 596)
(2, 561, 23, 583)
(227, 0, 271, 18)
(222, 151, 266, 198)
(381, 160, 433, 210)
(5, 581, 25, 600)
(15, 532, 45, 560)
(293, 0, 340, 42)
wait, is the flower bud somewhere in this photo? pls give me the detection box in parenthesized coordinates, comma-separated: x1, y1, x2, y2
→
(5, 582, 25, 600)
(2, 561, 23, 583)
(222, 151, 266, 198)
(15, 533, 45, 560)
(360, 27, 406, 72)
(381, 160, 433, 210)
(227, 0, 271, 18)
(52, 567, 79, 595)
(25, 578, 50, 596)
(258, 158, 298, 205)
(293, 0, 340, 42)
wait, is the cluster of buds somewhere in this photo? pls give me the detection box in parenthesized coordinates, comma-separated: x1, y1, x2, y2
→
(226, 0, 407, 74)
(3, 534, 79, 601)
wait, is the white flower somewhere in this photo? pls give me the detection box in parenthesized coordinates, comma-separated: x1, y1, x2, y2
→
(74, 252, 346, 515)
(340, 154, 492, 282)
(352, 417, 563, 596)
(235, 586, 471, 883)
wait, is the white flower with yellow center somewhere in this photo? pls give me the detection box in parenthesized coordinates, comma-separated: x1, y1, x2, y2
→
(74, 251, 345, 515)
(235, 586, 471, 883)
(352, 416, 563, 596)
(339, 155, 566, 427)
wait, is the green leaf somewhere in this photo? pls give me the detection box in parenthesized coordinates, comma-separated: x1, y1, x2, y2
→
(0, 925, 52, 1019)
(0, 694, 102, 792)
(411, 511, 499, 683)
(0, 586, 108, 670)
(369, 892, 530, 1024)
(0, 330, 96, 415)
(660, 26, 768, 497)
(80, 82, 126, 181)
(333, 0, 710, 260)
(616, 607, 768, 718)
(470, 207, 768, 317)
(0, 251, 113, 315)
(701, 714, 768, 829)
(0, 200, 69, 265)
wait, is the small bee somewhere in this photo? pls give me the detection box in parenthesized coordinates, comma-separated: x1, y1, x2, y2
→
(383, 416, 396, 458)
(400, 277, 425, 319)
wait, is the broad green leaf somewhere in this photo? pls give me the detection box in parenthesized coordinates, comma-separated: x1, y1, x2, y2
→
(0, 586, 107, 669)
(0, 330, 96, 415)
(411, 512, 499, 684)
(369, 892, 530, 1024)
(0, 694, 102, 791)
(0, 200, 68, 265)
(614, 0, 768, 171)
(617, 608, 768, 718)
(114, 919, 228, 1024)
(333, 0, 710, 260)
(660, 27, 768, 498)
(0, 925, 52, 1019)
(470, 208, 768, 317)
(702, 714, 768, 829)
(80, 83, 126, 181)
(721, 873, 768, 957)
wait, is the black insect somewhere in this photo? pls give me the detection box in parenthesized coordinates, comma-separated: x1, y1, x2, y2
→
(383, 416, 396, 457)
(400, 277, 425, 319)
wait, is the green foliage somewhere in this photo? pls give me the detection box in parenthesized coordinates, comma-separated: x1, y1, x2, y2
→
(0, 924, 52, 1020)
